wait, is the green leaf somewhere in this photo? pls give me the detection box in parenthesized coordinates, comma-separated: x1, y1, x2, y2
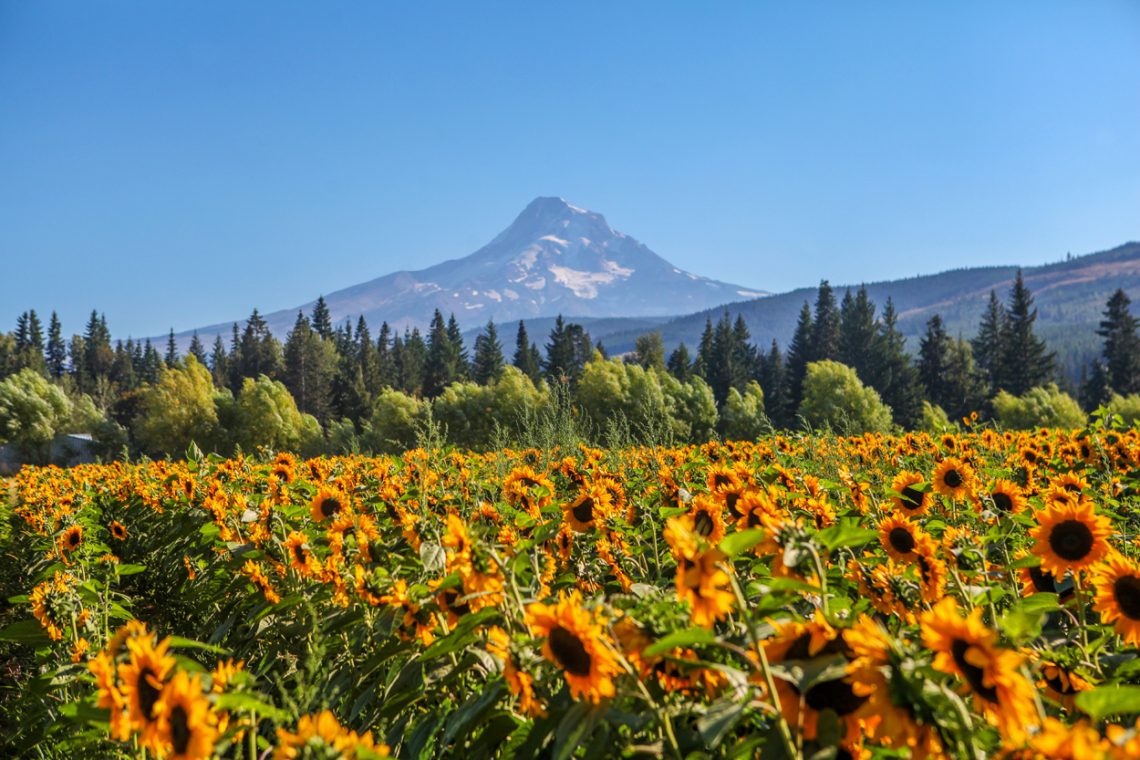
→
(643, 627, 716, 657)
(553, 703, 600, 760)
(817, 520, 878, 551)
(1076, 685, 1140, 720)
(697, 699, 744, 748)
(441, 681, 505, 746)
(114, 563, 147, 576)
(420, 608, 499, 661)
(167, 636, 227, 654)
(0, 618, 50, 644)
(719, 528, 765, 557)
(213, 692, 290, 720)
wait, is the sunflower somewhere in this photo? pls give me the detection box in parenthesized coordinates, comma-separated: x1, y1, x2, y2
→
(987, 480, 1027, 515)
(274, 710, 387, 759)
(486, 627, 545, 717)
(30, 571, 74, 641)
(524, 591, 622, 704)
(154, 671, 217, 760)
(59, 524, 83, 554)
(310, 486, 348, 523)
(562, 484, 612, 533)
(1094, 553, 1140, 646)
(1029, 500, 1113, 576)
(879, 515, 923, 562)
(1038, 662, 1092, 712)
(932, 457, 974, 501)
(282, 531, 322, 578)
(674, 547, 735, 628)
(502, 465, 555, 519)
(110, 521, 129, 541)
(88, 652, 132, 741)
(920, 598, 1038, 742)
(688, 495, 727, 544)
(890, 471, 932, 516)
(118, 634, 177, 750)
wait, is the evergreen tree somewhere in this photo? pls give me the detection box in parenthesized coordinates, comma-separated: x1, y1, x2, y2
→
(424, 310, 463, 397)
(283, 312, 335, 420)
(633, 332, 666, 372)
(811, 281, 840, 362)
(918, 315, 952, 409)
(13, 310, 46, 374)
(472, 319, 505, 385)
(188, 332, 208, 366)
(942, 338, 987, 421)
(232, 309, 283, 390)
(209, 336, 228, 388)
(141, 339, 164, 384)
(1000, 270, 1055, 395)
(330, 319, 370, 423)
(694, 318, 715, 379)
(356, 316, 376, 392)
(758, 340, 790, 428)
(667, 343, 693, 382)
(165, 329, 179, 367)
(971, 290, 1007, 394)
(446, 314, 469, 380)
(513, 321, 541, 383)
(838, 287, 877, 381)
(1096, 288, 1140, 395)
(544, 316, 592, 385)
(82, 311, 114, 391)
(311, 296, 333, 340)
(46, 311, 67, 379)
(375, 321, 396, 389)
(732, 315, 759, 383)
(783, 302, 814, 414)
(110, 339, 138, 391)
(1081, 360, 1113, 411)
(865, 299, 924, 429)
(394, 328, 428, 396)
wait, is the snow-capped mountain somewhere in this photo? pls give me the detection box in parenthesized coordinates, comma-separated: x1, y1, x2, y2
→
(181, 196, 766, 341)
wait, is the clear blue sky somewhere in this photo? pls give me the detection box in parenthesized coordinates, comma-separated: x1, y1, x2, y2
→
(2, 1, 1138, 339)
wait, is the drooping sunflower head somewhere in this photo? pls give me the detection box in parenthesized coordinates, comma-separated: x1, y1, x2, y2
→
(118, 634, 176, 740)
(1029, 500, 1113, 576)
(987, 480, 1026, 516)
(110, 521, 128, 541)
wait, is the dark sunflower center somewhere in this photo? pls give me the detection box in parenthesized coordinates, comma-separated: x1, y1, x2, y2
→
(991, 492, 1013, 512)
(320, 497, 342, 518)
(1048, 520, 1094, 561)
(888, 527, 916, 554)
(572, 497, 594, 524)
(713, 474, 732, 488)
(943, 469, 963, 489)
(68, 531, 81, 548)
(804, 677, 867, 716)
(1114, 575, 1140, 620)
(291, 544, 306, 564)
(917, 555, 933, 584)
(950, 639, 998, 703)
(694, 511, 715, 537)
(138, 668, 162, 721)
(746, 510, 763, 528)
(548, 625, 592, 677)
(170, 704, 191, 754)
(725, 492, 741, 518)
(1044, 673, 1076, 695)
(900, 486, 924, 510)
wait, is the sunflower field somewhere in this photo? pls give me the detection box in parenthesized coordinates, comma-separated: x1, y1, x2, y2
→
(6, 421, 1140, 758)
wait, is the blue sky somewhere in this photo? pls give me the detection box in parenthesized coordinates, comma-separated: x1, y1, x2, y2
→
(2, 1, 1138, 338)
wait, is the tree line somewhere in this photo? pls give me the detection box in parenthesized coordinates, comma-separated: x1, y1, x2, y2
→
(2, 272, 1140, 464)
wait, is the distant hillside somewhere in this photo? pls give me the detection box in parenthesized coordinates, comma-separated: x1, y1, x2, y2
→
(582, 242, 1140, 380)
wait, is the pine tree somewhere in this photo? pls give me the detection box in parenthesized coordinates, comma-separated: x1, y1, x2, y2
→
(783, 302, 814, 413)
(141, 339, 164, 384)
(46, 311, 67, 379)
(1000, 270, 1055, 395)
(424, 310, 462, 397)
(971, 290, 1007, 394)
(165, 329, 179, 367)
(311, 296, 333, 340)
(110, 339, 138, 391)
(1081, 360, 1113, 411)
(82, 311, 114, 390)
(758, 340, 789, 428)
(918, 315, 952, 409)
(694, 318, 715, 379)
(375, 322, 396, 389)
(472, 319, 505, 385)
(667, 343, 693, 382)
(512, 322, 541, 383)
(866, 299, 924, 429)
(283, 312, 335, 420)
(398, 329, 428, 395)
(732, 315, 758, 383)
(209, 336, 228, 388)
(232, 309, 283, 390)
(942, 338, 987, 421)
(810, 281, 840, 362)
(356, 316, 376, 392)
(188, 332, 208, 365)
(1096, 288, 1140, 395)
(838, 287, 877, 381)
